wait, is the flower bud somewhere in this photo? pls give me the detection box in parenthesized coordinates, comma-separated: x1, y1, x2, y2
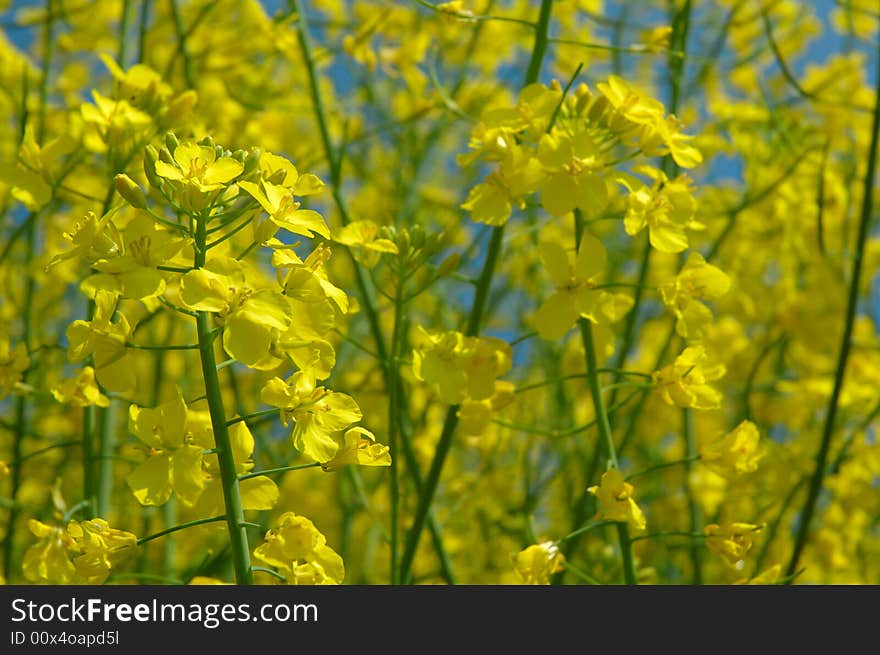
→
(158, 146, 174, 164)
(243, 148, 261, 176)
(436, 252, 461, 277)
(143, 146, 162, 189)
(588, 95, 609, 123)
(164, 132, 180, 153)
(409, 224, 425, 250)
(114, 174, 147, 209)
(395, 229, 410, 254)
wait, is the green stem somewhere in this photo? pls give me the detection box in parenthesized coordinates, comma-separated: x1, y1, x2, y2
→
(682, 408, 702, 584)
(251, 566, 286, 582)
(556, 520, 609, 544)
(292, 0, 455, 581)
(785, 35, 880, 579)
(126, 342, 200, 351)
(169, 0, 195, 88)
(398, 0, 555, 584)
(579, 319, 638, 584)
(96, 400, 116, 517)
(137, 514, 226, 545)
(4, 3, 54, 579)
(137, 0, 150, 64)
(226, 408, 277, 426)
(291, 0, 390, 367)
(238, 462, 320, 481)
(626, 455, 700, 481)
(193, 212, 252, 585)
(118, 0, 133, 66)
(388, 284, 404, 584)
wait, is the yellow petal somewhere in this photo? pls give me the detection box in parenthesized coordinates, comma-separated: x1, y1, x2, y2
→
(126, 454, 173, 506)
(533, 292, 579, 341)
(574, 233, 606, 281)
(240, 476, 279, 510)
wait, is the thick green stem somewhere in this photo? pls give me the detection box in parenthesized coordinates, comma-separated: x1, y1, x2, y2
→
(194, 214, 252, 584)
(785, 36, 880, 579)
(398, 0, 555, 584)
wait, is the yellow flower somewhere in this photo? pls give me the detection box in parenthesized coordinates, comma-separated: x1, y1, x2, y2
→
(0, 125, 75, 210)
(537, 129, 609, 218)
(705, 522, 762, 567)
(618, 167, 699, 253)
(588, 468, 647, 531)
(46, 209, 123, 270)
(66, 519, 138, 584)
(457, 380, 515, 436)
(597, 76, 702, 168)
(253, 512, 344, 585)
(252, 151, 324, 195)
(480, 83, 561, 136)
(91, 211, 189, 300)
(125, 391, 207, 506)
(512, 541, 565, 584)
(154, 141, 243, 211)
(239, 178, 330, 240)
(0, 328, 30, 400)
(81, 91, 153, 153)
(22, 518, 137, 584)
(22, 520, 77, 584)
(65, 290, 134, 392)
(660, 252, 731, 339)
(51, 366, 109, 407)
(180, 257, 292, 368)
(273, 244, 349, 314)
(412, 328, 512, 404)
(700, 420, 763, 478)
(334, 220, 398, 267)
(187, 417, 279, 517)
(261, 372, 365, 463)
(461, 146, 544, 226)
(652, 346, 725, 410)
(532, 234, 606, 341)
(321, 427, 392, 471)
